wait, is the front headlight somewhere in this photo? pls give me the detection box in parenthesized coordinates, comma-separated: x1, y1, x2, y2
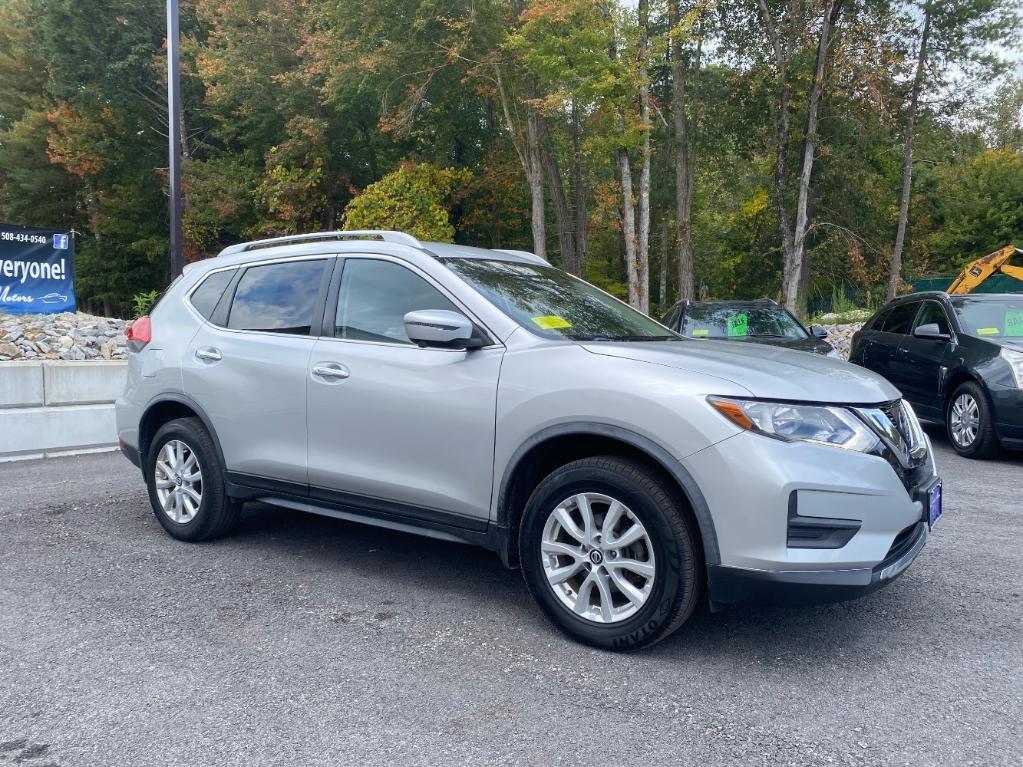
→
(1002, 348, 1023, 388)
(708, 397, 881, 453)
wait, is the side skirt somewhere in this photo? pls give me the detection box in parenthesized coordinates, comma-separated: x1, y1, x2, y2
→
(225, 472, 511, 557)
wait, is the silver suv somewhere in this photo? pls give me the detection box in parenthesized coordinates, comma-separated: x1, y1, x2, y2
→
(116, 231, 941, 650)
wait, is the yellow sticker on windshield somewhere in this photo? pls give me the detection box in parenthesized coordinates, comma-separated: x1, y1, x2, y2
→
(977, 327, 1000, 335)
(691, 329, 709, 337)
(531, 315, 572, 330)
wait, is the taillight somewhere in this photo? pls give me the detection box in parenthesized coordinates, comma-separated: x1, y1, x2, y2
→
(127, 316, 152, 349)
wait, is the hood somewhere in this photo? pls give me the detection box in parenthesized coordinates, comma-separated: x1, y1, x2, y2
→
(581, 339, 900, 404)
(991, 337, 1023, 353)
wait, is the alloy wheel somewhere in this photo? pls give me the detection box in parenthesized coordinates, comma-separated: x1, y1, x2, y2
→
(950, 393, 980, 448)
(154, 439, 203, 524)
(540, 492, 656, 624)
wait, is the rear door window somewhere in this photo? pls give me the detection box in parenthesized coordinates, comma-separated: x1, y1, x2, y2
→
(189, 269, 235, 321)
(227, 260, 328, 335)
(880, 302, 919, 335)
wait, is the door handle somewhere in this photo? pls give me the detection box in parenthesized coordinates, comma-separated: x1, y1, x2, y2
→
(195, 347, 222, 362)
(311, 362, 350, 381)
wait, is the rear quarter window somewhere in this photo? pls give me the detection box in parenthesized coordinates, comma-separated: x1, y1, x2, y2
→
(189, 269, 236, 321)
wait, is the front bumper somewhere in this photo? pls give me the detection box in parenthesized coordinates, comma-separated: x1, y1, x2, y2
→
(990, 384, 1023, 449)
(708, 521, 928, 608)
(683, 429, 938, 608)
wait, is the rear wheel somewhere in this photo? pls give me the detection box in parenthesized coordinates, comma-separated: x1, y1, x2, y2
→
(519, 456, 702, 651)
(946, 381, 1000, 459)
(145, 417, 240, 541)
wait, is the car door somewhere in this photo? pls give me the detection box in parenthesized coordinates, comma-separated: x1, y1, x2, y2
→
(182, 256, 332, 487)
(306, 255, 504, 526)
(892, 300, 955, 419)
(866, 301, 920, 385)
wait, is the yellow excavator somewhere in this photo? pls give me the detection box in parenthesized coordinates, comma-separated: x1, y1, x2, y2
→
(947, 245, 1023, 294)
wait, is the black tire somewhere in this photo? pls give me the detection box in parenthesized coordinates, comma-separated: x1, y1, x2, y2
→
(519, 456, 703, 651)
(145, 417, 241, 541)
(946, 381, 1000, 459)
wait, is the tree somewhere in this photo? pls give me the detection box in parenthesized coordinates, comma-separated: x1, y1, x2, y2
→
(752, 0, 845, 315)
(342, 162, 472, 241)
(886, 0, 1016, 299)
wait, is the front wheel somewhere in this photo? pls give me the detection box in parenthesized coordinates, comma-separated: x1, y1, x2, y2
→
(947, 382, 1000, 459)
(519, 456, 703, 651)
(145, 417, 241, 541)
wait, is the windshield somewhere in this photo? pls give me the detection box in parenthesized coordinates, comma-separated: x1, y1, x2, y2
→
(680, 304, 808, 340)
(442, 258, 678, 342)
(951, 297, 1023, 339)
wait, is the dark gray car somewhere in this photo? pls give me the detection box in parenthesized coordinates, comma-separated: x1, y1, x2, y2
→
(662, 299, 835, 356)
(849, 292, 1023, 459)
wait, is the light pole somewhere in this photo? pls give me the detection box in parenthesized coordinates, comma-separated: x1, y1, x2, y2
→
(166, 0, 184, 278)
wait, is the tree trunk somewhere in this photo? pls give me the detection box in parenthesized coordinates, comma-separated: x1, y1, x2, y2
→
(539, 116, 576, 272)
(526, 105, 547, 261)
(756, 0, 796, 306)
(635, 0, 651, 315)
(493, 60, 546, 260)
(659, 219, 668, 310)
(887, 7, 931, 300)
(618, 141, 640, 310)
(570, 100, 587, 274)
(786, 0, 843, 315)
(670, 0, 701, 303)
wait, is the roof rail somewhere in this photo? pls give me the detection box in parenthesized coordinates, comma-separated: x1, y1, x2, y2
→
(218, 230, 423, 257)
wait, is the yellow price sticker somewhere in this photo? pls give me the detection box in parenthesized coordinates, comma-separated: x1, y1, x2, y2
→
(691, 329, 709, 337)
(976, 327, 1000, 336)
(531, 315, 572, 330)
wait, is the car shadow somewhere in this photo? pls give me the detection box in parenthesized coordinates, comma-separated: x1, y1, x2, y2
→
(221, 499, 941, 664)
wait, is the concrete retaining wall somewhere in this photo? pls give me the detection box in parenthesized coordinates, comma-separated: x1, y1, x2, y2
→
(0, 361, 127, 461)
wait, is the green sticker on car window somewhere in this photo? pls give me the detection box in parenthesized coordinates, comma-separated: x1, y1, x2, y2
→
(727, 313, 749, 337)
(1006, 311, 1023, 337)
(691, 329, 709, 337)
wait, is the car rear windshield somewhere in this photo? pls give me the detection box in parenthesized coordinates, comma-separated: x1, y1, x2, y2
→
(951, 297, 1023, 339)
(442, 258, 678, 342)
(680, 304, 808, 340)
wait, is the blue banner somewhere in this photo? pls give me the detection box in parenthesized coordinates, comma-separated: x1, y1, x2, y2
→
(0, 223, 76, 314)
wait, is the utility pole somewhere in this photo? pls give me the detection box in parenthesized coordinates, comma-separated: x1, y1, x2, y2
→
(166, 0, 184, 278)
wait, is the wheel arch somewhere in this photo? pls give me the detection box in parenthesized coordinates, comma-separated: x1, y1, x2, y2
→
(495, 422, 720, 568)
(942, 369, 987, 412)
(138, 393, 227, 472)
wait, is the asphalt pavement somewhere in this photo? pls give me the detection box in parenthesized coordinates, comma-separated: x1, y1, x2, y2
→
(1, 426, 1021, 766)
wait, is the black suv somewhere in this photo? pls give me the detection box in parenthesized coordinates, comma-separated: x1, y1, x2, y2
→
(849, 292, 1023, 458)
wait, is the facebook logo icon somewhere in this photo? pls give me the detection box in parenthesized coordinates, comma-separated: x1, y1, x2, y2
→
(53, 233, 69, 250)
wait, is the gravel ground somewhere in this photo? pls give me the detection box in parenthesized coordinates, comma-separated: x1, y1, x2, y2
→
(1, 428, 1021, 767)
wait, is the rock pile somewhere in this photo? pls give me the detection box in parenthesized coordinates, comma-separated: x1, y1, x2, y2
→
(0, 312, 130, 361)
(822, 322, 864, 361)
(0, 311, 867, 364)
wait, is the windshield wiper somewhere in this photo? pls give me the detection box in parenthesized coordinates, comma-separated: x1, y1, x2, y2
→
(570, 334, 676, 342)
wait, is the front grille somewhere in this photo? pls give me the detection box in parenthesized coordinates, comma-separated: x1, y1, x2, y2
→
(879, 446, 931, 493)
(882, 522, 924, 566)
(859, 399, 929, 492)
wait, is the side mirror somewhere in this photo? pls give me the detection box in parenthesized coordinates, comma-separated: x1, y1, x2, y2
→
(913, 322, 951, 341)
(809, 324, 829, 339)
(404, 309, 483, 349)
